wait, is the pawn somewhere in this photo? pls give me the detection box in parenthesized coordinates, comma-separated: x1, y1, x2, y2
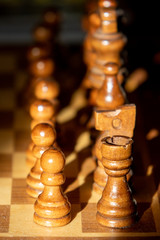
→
(33, 23, 53, 44)
(26, 123, 56, 198)
(34, 147, 71, 227)
(29, 58, 54, 78)
(30, 99, 56, 129)
(26, 99, 56, 168)
(43, 8, 60, 34)
(34, 79, 59, 106)
(96, 136, 137, 228)
(27, 43, 50, 62)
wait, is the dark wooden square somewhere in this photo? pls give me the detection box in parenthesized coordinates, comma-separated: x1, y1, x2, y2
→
(14, 130, 30, 152)
(0, 205, 10, 233)
(0, 111, 14, 129)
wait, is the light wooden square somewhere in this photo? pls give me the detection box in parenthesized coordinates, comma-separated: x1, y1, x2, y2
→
(10, 204, 81, 237)
(0, 178, 12, 204)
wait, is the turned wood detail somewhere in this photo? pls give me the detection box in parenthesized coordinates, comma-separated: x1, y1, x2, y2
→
(26, 123, 56, 198)
(96, 135, 137, 228)
(91, 62, 127, 194)
(27, 43, 50, 62)
(34, 79, 59, 106)
(29, 58, 55, 77)
(34, 147, 71, 227)
(83, 0, 127, 90)
(93, 104, 136, 194)
(90, 62, 126, 107)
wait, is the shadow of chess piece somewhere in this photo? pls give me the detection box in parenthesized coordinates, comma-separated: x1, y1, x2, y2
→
(26, 123, 56, 198)
(34, 147, 71, 227)
(96, 136, 138, 228)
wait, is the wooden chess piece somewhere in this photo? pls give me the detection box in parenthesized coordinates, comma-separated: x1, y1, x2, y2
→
(26, 99, 56, 168)
(43, 8, 60, 33)
(90, 62, 126, 107)
(28, 58, 59, 103)
(29, 58, 54, 78)
(26, 123, 56, 198)
(82, 12, 100, 89)
(34, 79, 59, 106)
(92, 63, 126, 194)
(27, 43, 50, 62)
(34, 147, 71, 227)
(93, 104, 136, 194)
(33, 23, 53, 44)
(96, 135, 137, 228)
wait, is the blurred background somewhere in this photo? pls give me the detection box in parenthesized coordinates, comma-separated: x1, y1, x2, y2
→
(0, 0, 160, 68)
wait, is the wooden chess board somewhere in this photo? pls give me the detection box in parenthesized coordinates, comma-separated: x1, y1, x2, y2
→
(0, 48, 160, 240)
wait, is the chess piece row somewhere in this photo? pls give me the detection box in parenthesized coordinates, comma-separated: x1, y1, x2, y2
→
(24, 1, 138, 230)
(25, 8, 72, 227)
(81, 0, 138, 229)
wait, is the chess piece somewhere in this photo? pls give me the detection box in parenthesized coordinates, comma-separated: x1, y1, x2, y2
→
(29, 58, 54, 78)
(34, 79, 59, 106)
(85, 0, 127, 91)
(43, 8, 60, 33)
(33, 23, 53, 44)
(89, 63, 126, 194)
(27, 43, 50, 62)
(28, 58, 59, 103)
(93, 104, 136, 194)
(34, 147, 71, 227)
(26, 123, 56, 198)
(26, 99, 56, 168)
(97, 135, 137, 228)
(82, 12, 100, 89)
(90, 62, 126, 107)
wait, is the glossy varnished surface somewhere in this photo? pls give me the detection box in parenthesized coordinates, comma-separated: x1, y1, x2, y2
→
(34, 148, 71, 227)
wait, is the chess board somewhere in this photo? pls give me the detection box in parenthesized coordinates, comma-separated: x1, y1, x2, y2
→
(0, 48, 160, 240)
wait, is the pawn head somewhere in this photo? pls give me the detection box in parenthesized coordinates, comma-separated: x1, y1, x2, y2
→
(34, 79, 59, 100)
(27, 44, 50, 62)
(31, 123, 56, 147)
(41, 147, 65, 174)
(30, 58, 54, 77)
(33, 24, 52, 43)
(30, 99, 55, 120)
(98, 0, 117, 8)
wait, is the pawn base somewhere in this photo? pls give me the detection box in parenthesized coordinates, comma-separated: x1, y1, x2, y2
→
(96, 211, 138, 229)
(34, 212, 71, 227)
